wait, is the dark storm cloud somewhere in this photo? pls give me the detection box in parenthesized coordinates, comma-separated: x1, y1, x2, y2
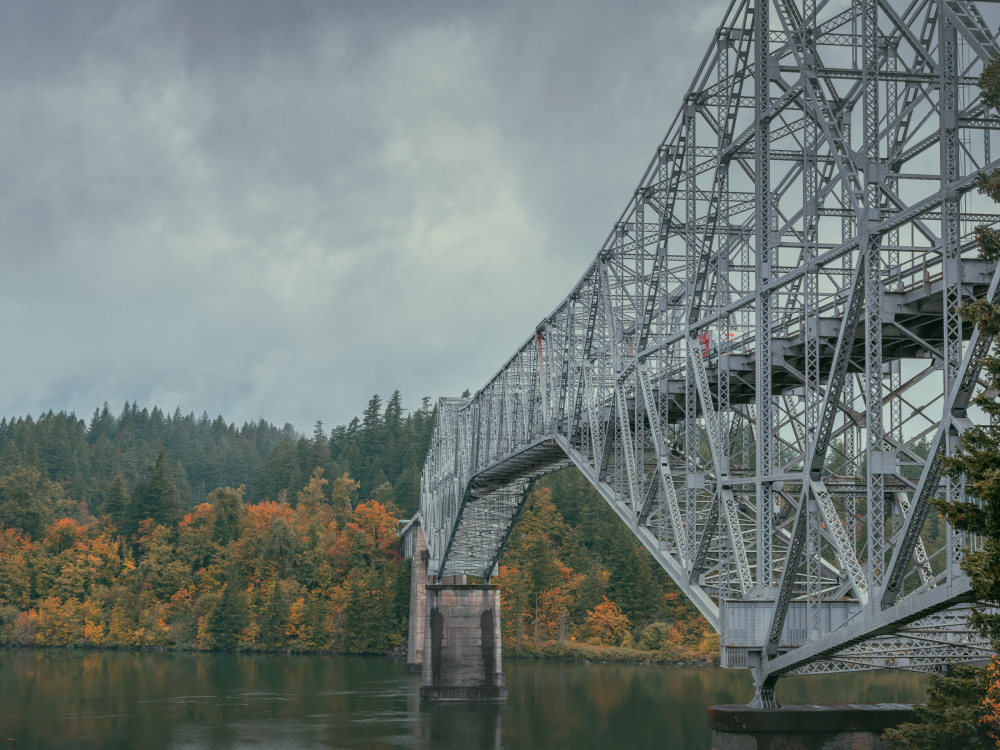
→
(0, 0, 725, 429)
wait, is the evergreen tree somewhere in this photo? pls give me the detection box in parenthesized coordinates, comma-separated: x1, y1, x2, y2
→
(359, 395, 383, 457)
(604, 525, 656, 627)
(883, 664, 993, 749)
(264, 518, 296, 577)
(0, 464, 52, 538)
(210, 486, 244, 546)
(206, 581, 247, 650)
(259, 577, 288, 649)
(102, 471, 130, 532)
(340, 566, 396, 654)
(133, 449, 184, 527)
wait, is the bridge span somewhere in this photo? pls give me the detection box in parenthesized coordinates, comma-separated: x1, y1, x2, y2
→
(413, 0, 1000, 706)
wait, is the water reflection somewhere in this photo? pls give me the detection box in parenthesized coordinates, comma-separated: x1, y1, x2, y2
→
(0, 651, 927, 750)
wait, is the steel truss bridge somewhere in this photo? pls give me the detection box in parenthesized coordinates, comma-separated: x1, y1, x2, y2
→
(419, 0, 1000, 706)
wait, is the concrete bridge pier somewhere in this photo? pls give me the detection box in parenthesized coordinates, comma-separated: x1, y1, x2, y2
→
(405, 524, 430, 671)
(708, 704, 917, 749)
(419, 584, 506, 704)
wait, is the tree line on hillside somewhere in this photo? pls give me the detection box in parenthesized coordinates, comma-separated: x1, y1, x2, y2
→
(0, 469, 409, 653)
(0, 391, 436, 538)
(0, 389, 725, 659)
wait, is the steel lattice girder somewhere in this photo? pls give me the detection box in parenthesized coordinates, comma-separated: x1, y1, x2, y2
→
(418, 0, 1000, 696)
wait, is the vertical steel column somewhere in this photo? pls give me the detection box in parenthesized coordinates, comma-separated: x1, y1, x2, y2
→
(754, 0, 773, 590)
(939, 12, 964, 578)
(685, 98, 699, 570)
(718, 29, 733, 597)
(802, 0, 822, 641)
(862, 0, 886, 596)
(842, 111, 858, 565)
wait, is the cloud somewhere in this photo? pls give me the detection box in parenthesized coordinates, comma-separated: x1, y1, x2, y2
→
(0, 0, 726, 429)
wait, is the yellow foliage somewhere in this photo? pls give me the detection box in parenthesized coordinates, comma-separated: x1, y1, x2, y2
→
(285, 597, 313, 647)
(583, 597, 632, 646)
(297, 468, 329, 514)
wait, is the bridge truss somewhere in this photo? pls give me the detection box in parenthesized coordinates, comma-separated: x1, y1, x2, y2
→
(419, 0, 1000, 705)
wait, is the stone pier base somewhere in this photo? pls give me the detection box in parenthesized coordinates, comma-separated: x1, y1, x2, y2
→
(708, 704, 917, 750)
(420, 584, 506, 704)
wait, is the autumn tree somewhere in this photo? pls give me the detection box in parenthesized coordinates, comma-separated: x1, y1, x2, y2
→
(330, 473, 358, 528)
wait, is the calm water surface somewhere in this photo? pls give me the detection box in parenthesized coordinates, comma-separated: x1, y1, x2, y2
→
(0, 650, 928, 749)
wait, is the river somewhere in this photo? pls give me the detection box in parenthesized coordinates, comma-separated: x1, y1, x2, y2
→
(0, 650, 928, 749)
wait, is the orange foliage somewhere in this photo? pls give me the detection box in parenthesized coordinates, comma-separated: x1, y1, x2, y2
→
(44, 518, 88, 553)
(352, 501, 399, 553)
(180, 503, 217, 530)
(983, 655, 1000, 741)
(492, 565, 523, 644)
(244, 501, 294, 529)
(667, 615, 715, 651)
(583, 597, 631, 646)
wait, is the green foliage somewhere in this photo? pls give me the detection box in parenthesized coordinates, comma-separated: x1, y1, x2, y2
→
(206, 581, 248, 650)
(0, 464, 53, 538)
(340, 566, 397, 654)
(258, 578, 288, 649)
(604, 525, 657, 628)
(102, 472, 129, 532)
(883, 664, 993, 750)
(980, 55, 1000, 114)
(211, 486, 244, 546)
(638, 621, 672, 651)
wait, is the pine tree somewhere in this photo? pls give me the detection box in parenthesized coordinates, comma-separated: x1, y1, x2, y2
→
(264, 518, 296, 577)
(603, 525, 656, 627)
(141, 449, 184, 527)
(259, 578, 288, 649)
(206, 581, 247, 650)
(0, 464, 52, 538)
(359, 394, 383, 459)
(102, 471, 130, 532)
(210, 486, 244, 545)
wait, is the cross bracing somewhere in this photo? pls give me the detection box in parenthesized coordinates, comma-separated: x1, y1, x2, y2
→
(419, 0, 1000, 706)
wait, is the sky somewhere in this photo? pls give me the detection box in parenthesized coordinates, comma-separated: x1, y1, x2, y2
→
(0, 0, 727, 432)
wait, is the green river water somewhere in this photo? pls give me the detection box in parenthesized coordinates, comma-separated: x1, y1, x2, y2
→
(0, 650, 929, 749)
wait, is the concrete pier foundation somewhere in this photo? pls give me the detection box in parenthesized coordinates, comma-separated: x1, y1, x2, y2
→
(708, 704, 918, 750)
(405, 525, 430, 671)
(420, 584, 506, 704)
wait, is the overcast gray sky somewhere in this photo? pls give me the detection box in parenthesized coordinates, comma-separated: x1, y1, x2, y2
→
(0, 0, 726, 431)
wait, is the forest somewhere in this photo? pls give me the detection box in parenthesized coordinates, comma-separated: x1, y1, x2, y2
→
(0, 394, 718, 659)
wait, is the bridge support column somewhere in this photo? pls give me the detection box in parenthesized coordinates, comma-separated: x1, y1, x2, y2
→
(420, 584, 506, 704)
(405, 525, 430, 672)
(708, 704, 917, 750)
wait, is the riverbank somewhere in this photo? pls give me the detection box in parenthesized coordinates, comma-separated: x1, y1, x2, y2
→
(502, 640, 717, 665)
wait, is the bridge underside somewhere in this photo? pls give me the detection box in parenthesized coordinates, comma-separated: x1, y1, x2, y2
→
(419, 0, 1000, 701)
